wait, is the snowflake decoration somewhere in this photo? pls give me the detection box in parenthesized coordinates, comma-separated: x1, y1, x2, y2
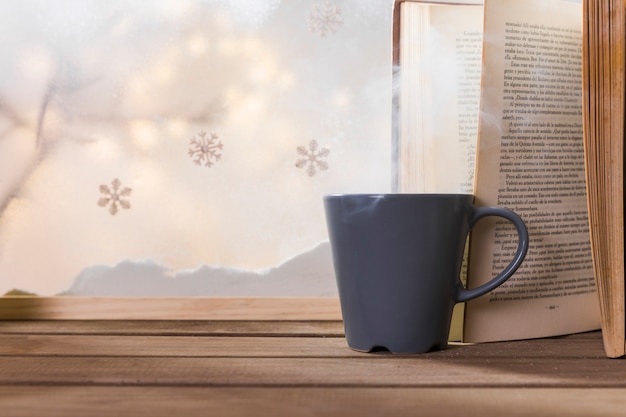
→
(97, 179, 132, 216)
(188, 131, 223, 167)
(307, 2, 343, 38)
(296, 139, 330, 176)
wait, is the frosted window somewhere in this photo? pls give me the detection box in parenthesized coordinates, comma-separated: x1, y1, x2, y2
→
(0, 0, 391, 296)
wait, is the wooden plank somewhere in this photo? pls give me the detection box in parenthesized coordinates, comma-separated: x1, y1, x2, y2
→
(0, 320, 345, 337)
(1, 386, 626, 417)
(0, 333, 606, 359)
(0, 335, 355, 358)
(442, 333, 606, 359)
(0, 297, 342, 320)
(1, 356, 625, 387)
(0, 319, 618, 417)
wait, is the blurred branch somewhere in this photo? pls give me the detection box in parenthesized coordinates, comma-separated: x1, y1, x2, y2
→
(0, 98, 30, 141)
(36, 81, 57, 149)
(0, 82, 57, 217)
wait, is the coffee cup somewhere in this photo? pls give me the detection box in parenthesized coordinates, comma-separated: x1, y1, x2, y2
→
(324, 193, 528, 354)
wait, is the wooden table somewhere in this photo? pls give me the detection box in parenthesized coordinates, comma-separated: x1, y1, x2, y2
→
(1, 320, 625, 416)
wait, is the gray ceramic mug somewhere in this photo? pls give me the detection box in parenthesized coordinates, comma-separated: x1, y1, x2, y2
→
(324, 193, 529, 354)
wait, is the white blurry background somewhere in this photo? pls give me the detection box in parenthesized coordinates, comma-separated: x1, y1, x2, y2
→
(0, 0, 392, 296)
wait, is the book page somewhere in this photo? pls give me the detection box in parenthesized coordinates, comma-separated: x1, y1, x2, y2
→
(465, 0, 601, 342)
(395, 1, 483, 193)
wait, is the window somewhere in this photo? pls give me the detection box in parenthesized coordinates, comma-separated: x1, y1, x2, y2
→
(0, 0, 391, 297)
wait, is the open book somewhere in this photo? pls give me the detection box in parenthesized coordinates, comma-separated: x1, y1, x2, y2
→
(392, 0, 601, 343)
(582, 0, 625, 358)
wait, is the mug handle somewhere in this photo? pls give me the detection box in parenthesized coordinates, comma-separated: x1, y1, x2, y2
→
(456, 206, 529, 303)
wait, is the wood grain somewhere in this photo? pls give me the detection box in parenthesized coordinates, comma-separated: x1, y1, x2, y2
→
(0, 333, 605, 359)
(1, 386, 626, 417)
(1, 355, 624, 387)
(0, 320, 623, 417)
(0, 335, 352, 357)
(0, 297, 342, 320)
(0, 320, 345, 336)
